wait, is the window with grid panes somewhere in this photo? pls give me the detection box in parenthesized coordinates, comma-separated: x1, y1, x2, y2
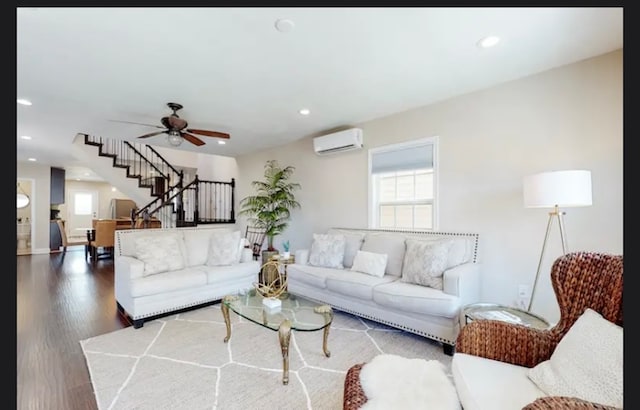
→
(369, 138, 437, 230)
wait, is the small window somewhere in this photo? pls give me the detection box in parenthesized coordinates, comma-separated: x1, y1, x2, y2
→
(369, 137, 437, 230)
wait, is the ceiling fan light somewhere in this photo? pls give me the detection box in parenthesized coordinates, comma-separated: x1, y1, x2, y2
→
(167, 131, 183, 146)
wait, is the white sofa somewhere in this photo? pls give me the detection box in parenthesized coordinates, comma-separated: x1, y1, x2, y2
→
(114, 226, 260, 328)
(287, 228, 480, 355)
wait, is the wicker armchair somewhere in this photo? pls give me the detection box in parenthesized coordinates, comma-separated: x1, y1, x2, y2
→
(456, 251, 623, 410)
(343, 252, 623, 410)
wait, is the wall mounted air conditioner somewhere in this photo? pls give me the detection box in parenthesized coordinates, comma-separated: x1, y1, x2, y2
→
(313, 128, 363, 155)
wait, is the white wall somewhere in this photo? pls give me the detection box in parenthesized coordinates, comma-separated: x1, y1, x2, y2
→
(236, 50, 623, 324)
(58, 180, 134, 220)
(16, 161, 51, 254)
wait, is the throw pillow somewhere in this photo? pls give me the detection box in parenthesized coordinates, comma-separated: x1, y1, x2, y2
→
(308, 233, 346, 269)
(350, 250, 388, 278)
(327, 229, 365, 268)
(206, 230, 242, 266)
(400, 239, 453, 290)
(134, 234, 186, 276)
(527, 308, 623, 408)
(361, 233, 407, 276)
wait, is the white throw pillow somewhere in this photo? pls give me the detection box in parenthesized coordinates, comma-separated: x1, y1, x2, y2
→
(327, 229, 365, 268)
(308, 233, 346, 269)
(400, 239, 453, 290)
(134, 235, 186, 276)
(527, 308, 623, 408)
(361, 233, 407, 276)
(351, 250, 388, 278)
(206, 230, 242, 266)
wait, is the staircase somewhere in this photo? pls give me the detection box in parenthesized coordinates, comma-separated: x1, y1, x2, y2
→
(71, 133, 235, 228)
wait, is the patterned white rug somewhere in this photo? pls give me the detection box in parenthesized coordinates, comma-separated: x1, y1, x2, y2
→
(80, 304, 453, 410)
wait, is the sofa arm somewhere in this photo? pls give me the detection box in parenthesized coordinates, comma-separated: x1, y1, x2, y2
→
(115, 255, 145, 281)
(455, 320, 556, 368)
(240, 248, 253, 263)
(442, 262, 480, 305)
(294, 249, 309, 265)
(523, 396, 620, 410)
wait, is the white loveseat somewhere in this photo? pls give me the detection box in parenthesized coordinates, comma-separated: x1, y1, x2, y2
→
(287, 228, 480, 355)
(114, 226, 260, 328)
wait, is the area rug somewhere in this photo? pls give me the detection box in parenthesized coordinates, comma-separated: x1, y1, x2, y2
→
(80, 304, 453, 410)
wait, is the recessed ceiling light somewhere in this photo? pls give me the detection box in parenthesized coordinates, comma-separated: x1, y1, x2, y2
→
(17, 99, 32, 106)
(477, 36, 500, 48)
(27, 158, 36, 162)
(275, 18, 295, 33)
(20, 135, 32, 140)
(111, 187, 117, 192)
(299, 108, 311, 116)
(218, 140, 226, 145)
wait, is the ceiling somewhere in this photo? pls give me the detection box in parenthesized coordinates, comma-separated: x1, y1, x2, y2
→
(16, 7, 623, 181)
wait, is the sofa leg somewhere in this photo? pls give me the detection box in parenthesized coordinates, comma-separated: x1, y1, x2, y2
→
(443, 343, 455, 356)
(133, 319, 144, 329)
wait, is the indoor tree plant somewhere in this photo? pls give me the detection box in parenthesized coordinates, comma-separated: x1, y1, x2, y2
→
(239, 159, 301, 254)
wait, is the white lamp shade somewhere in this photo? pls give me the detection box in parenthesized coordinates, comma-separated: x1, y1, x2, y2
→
(523, 170, 592, 208)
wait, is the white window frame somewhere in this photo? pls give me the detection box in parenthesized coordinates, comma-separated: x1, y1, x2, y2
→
(368, 136, 439, 230)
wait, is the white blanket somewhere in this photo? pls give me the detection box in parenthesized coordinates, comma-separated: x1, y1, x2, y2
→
(359, 354, 461, 410)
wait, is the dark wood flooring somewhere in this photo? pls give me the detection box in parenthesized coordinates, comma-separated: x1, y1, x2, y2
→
(16, 247, 130, 410)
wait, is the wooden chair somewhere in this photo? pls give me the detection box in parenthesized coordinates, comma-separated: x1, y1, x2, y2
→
(89, 219, 117, 262)
(244, 226, 266, 261)
(56, 219, 89, 259)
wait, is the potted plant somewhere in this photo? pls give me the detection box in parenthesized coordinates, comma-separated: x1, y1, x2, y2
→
(239, 160, 301, 261)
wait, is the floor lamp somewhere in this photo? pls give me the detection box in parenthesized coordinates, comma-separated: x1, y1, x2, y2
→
(523, 170, 592, 312)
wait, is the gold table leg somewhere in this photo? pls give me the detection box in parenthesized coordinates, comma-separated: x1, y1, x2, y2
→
(221, 295, 236, 343)
(314, 305, 333, 357)
(278, 319, 292, 385)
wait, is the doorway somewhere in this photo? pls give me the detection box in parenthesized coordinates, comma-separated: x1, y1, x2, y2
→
(66, 189, 99, 241)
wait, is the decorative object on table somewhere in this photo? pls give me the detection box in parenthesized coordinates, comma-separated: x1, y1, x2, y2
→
(254, 260, 288, 298)
(262, 296, 282, 313)
(238, 160, 301, 254)
(282, 240, 290, 259)
(463, 302, 549, 329)
(522, 169, 592, 312)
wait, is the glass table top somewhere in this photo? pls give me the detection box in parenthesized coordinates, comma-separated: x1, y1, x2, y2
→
(463, 302, 550, 329)
(222, 290, 332, 332)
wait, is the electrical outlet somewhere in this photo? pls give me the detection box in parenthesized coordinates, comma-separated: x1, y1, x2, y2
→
(518, 285, 529, 298)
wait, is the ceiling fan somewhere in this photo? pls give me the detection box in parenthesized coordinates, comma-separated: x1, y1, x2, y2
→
(111, 102, 230, 147)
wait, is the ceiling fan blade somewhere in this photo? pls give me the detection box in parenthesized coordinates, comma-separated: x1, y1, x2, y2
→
(181, 132, 206, 146)
(186, 128, 230, 139)
(108, 119, 165, 129)
(138, 130, 167, 139)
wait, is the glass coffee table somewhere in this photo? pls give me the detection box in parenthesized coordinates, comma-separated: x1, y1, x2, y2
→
(221, 290, 333, 385)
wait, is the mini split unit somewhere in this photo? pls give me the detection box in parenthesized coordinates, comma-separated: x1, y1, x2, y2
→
(313, 128, 363, 155)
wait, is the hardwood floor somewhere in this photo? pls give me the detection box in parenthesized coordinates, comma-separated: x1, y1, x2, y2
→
(16, 247, 130, 410)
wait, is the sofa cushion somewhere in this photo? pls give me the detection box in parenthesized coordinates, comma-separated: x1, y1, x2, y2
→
(327, 229, 365, 268)
(201, 262, 259, 285)
(129, 268, 208, 297)
(400, 239, 453, 290)
(308, 233, 346, 269)
(350, 250, 388, 278)
(286, 264, 343, 289)
(183, 228, 229, 267)
(372, 281, 459, 318)
(206, 230, 242, 266)
(325, 271, 397, 301)
(361, 233, 406, 276)
(134, 234, 187, 276)
(452, 353, 546, 410)
(527, 308, 623, 408)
